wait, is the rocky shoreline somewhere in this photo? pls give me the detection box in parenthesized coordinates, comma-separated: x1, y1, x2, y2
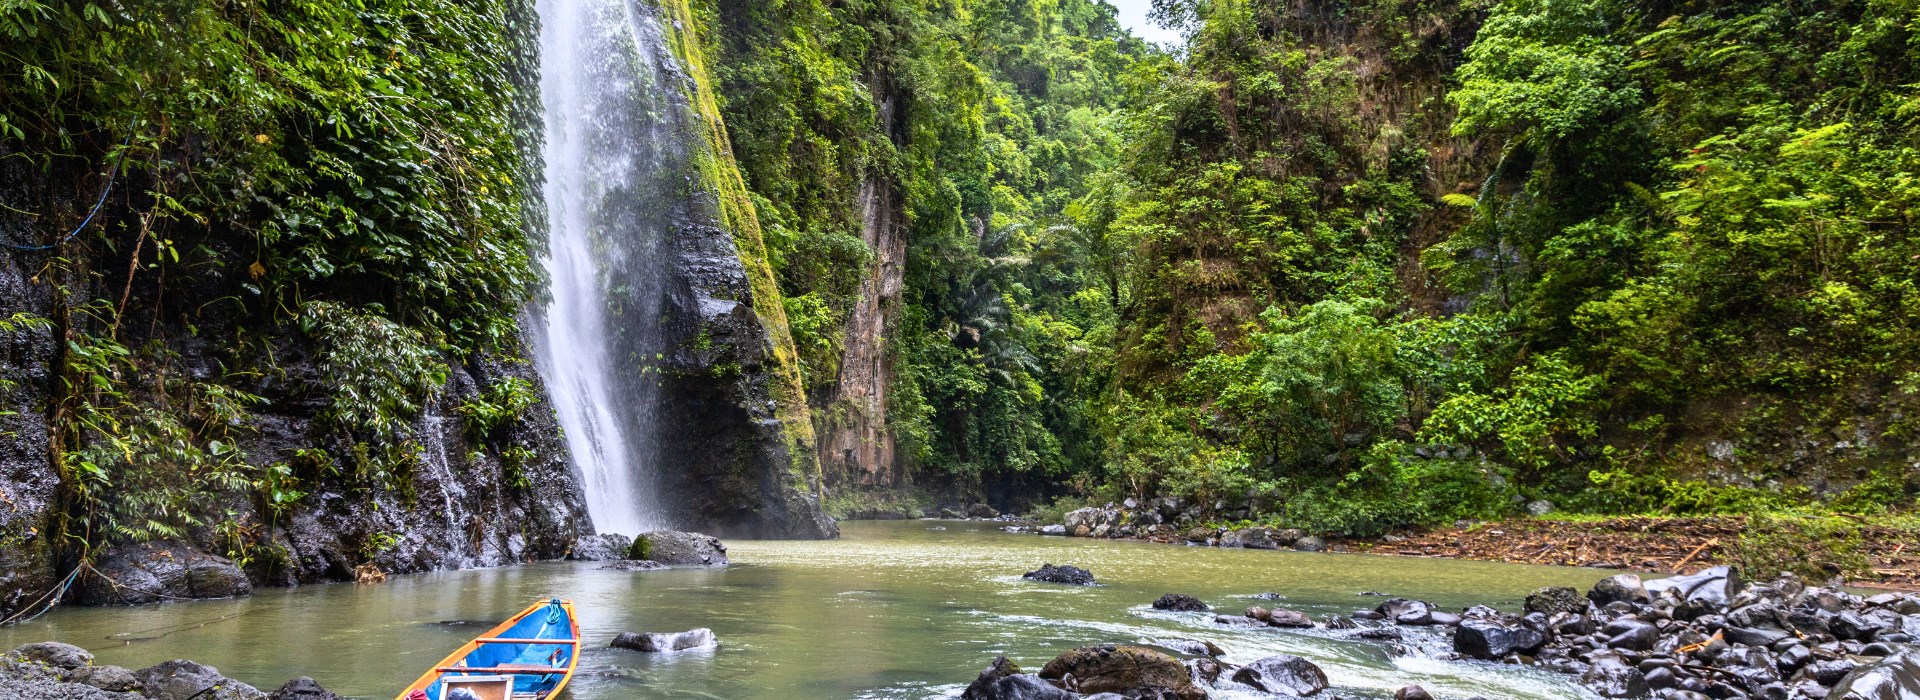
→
(0, 642, 339, 700)
(963, 564, 1920, 699)
(1007, 503, 1920, 591)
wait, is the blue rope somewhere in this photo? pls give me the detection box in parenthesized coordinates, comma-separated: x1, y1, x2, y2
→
(2, 126, 137, 251)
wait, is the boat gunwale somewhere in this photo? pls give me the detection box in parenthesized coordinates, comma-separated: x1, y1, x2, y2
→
(395, 599, 580, 700)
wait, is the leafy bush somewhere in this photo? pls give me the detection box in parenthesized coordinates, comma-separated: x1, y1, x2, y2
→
(301, 301, 448, 443)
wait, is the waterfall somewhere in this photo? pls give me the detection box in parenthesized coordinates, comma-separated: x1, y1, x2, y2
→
(530, 0, 682, 536)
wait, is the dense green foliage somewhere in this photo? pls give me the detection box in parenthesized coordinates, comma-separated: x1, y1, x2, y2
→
(710, 0, 1919, 531)
(2, 0, 542, 549)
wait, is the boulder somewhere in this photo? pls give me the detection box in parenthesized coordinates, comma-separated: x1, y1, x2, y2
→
(1397, 686, 1434, 700)
(1580, 652, 1650, 699)
(73, 664, 139, 692)
(962, 657, 1078, 700)
(1152, 594, 1209, 612)
(1024, 563, 1096, 586)
(628, 531, 728, 566)
(1603, 619, 1659, 651)
(136, 660, 268, 700)
(1828, 646, 1920, 700)
(1588, 574, 1650, 606)
(269, 678, 341, 700)
(1038, 645, 1205, 700)
(1266, 609, 1314, 628)
(611, 628, 718, 652)
(1292, 536, 1328, 552)
(1525, 586, 1586, 616)
(1226, 527, 1279, 549)
(969, 503, 1001, 518)
(1454, 619, 1547, 660)
(80, 543, 252, 605)
(1038, 525, 1067, 536)
(5, 642, 92, 670)
(1377, 598, 1438, 625)
(1646, 566, 1742, 608)
(1230, 654, 1328, 696)
(566, 533, 633, 561)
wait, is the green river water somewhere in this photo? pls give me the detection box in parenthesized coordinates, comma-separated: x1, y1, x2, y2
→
(0, 521, 1613, 699)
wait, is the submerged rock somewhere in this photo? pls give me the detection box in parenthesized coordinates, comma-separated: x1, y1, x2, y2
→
(1230, 654, 1328, 696)
(1024, 563, 1096, 586)
(962, 657, 1077, 700)
(79, 542, 252, 605)
(1152, 593, 1209, 612)
(629, 531, 728, 566)
(601, 559, 670, 571)
(1038, 645, 1205, 699)
(611, 628, 718, 652)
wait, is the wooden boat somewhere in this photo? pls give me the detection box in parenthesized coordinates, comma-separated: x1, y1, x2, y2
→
(396, 599, 580, 700)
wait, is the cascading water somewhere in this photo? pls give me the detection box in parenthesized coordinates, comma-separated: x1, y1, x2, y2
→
(530, 0, 683, 536)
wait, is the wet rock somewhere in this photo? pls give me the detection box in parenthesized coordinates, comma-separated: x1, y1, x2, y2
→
(1038, 645, 1205, 700)
(1455, 619, 1547, 660)
(1801, 659, 1865, 686)
(1292, 536, 1328, 553)
(1230, 654, 1328, 696)
(566, 533, 632, 561)
(1214, 614, 1266, 627)
(962, 657, 1078, 700)
(5, 642, 91, 670)
(1590, 574, 1650, 606)
(601, 559, 670, 571)
(1038, 525, 1067, 536)
(1153, 594, 1209, 612)
(628, 531, 728, 566)
(1582, 652, 1651, 698)
(269, 677, 341, 700)
(1827, 646, 1920, 700)
(1647, 567, 1743, 608)
(1024, 563, 1096, 586)
(1834, 611, 1893, 642)
(1266, 609, 1314, 628)
(1527, 586, 1587, 616)
(1604, 619, 1660, 651)
(136, 659, 268, 700)
(1377, 598, 1438, 625)
(1396, 685, 1434, 700)
(968, 504, 1001, 518)
(1724, 625, 1793, 648)
(1325, 615, 1358, 630)
(79, 542, 252, 605)
(611, 628, 718, 652)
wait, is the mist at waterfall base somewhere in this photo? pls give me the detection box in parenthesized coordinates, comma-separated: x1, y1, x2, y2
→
(530, 0, 683, 536)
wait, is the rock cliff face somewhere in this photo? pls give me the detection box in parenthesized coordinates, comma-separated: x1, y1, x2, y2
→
(578, 0, 835, 539)
(0, 0, 834, 618)
(814, 174, 907, 488)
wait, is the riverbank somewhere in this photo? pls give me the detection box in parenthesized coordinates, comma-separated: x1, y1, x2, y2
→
(1024, 505, 1920, 591)
(1358, 516, 1920, 591)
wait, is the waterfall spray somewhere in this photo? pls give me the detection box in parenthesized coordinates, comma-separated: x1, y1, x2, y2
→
(530, 0, 681, 536)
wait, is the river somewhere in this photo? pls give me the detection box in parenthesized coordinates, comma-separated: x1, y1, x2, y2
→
(0, 521, 1610, 699)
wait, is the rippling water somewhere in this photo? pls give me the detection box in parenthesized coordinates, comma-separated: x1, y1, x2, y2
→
(0, 521, 1610, 699)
